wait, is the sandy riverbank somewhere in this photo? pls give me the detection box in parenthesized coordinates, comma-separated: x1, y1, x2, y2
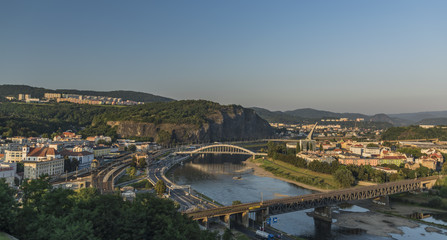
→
(332, 200, 447, 237)
(333, 211, 419, 237)
(243, 159, 331, 192)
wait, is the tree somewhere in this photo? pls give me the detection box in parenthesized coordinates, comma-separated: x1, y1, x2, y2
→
(144, 180, 152, 189)
(296, 142, 301, 153)
(4, 176, 216, 240)
(138, 158, 147, 168)
(367, 143, 379, 148)
(441, 163, 447, 175)
(16, 162, 24, 173)
(126, 167, 136, 177)
(398, 147, 423, 158)
(20, 175, 52, 208)
(222, 228, 234, 240)
(156, 130, 172, 146)
(128, 144, 137, 152)
(155, 180, 167, 196)
(232, 200, 242, 205)
(130, 156, 137, 168)
(64, 157, 80, 172)
(334, 166, 355, 188)
(0, 179, 16, 233)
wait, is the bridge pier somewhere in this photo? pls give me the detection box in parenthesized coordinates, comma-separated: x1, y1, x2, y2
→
(199, 217, 210, 229)
(307, 206, 332, 238)
(254, 208, 269, 224)
(234, 211, 250, 228)
(372, 195, 390, 206)
(219, 214, 231, 229)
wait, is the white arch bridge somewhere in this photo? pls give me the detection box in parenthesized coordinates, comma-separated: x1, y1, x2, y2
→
(176, 144, 267, 158)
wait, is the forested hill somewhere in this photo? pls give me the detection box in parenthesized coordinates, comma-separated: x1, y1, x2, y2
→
(0, 84, 173, 102)
(381, 125, 447, 141)
(0, 101, 274, 143)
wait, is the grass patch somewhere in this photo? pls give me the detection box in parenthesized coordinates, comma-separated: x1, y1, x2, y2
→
(130, 179, 153, 189)
(0, 232, 11, 240)
(115, 174, 142, 184)
(252, 158, 338, 190)
(236, 142, 268, 149)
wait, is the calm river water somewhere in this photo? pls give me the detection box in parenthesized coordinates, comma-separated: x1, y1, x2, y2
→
(167, 154, 447, 239)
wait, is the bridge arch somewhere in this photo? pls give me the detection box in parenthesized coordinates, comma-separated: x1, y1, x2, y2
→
(191, 144, 255, 155)
(177, 144, 267, 157)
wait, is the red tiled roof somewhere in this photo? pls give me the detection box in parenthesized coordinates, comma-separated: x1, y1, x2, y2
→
(27, 147, 59, 157)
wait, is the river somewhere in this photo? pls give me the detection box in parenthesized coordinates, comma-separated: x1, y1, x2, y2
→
(167, 154, 447, 239)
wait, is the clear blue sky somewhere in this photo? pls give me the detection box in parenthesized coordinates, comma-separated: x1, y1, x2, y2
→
(1, 1, 446, 114)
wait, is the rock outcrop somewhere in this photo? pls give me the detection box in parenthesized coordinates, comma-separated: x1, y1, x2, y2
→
(107, 106, 274, 143)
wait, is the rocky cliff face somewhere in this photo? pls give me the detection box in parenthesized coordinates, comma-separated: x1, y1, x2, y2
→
(107, 106, 274, 143)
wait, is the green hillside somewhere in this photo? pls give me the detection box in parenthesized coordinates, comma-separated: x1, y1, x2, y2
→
(0, 101, 273, 143)
(381, 125, 447, 140)
(0, 84, 173, 103)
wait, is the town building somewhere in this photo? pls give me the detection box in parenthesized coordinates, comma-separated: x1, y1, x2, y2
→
(44, 93, 62, 99)
(22, 147, 65, 179)
(23, 158, 64, 179)
(93, 146, 112, 157)
(338, 157, 380, 166)
(379, 156, 407, 166)
(60, 150, 94, 170)
(5, 149, 25, 163)
(0, 162, 16, 186)
(417, 152, 444, 170)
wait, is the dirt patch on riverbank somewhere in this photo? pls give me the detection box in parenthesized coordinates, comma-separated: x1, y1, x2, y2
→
(333, 211, 419, 237)
(333, 200, 447, 237)
(243, 159, 331, 192)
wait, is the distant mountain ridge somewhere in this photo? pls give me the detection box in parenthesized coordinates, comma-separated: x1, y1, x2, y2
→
(389, 111, 447, 123)
(251, 107, 408, 126)
(0, 84, 174, 103)
(284, 108, 368, 120)
(417, 118, 447, 126)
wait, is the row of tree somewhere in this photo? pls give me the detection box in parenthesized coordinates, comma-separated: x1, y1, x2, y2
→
(382, 125, 447, 141)
(0, 177, 216, 240)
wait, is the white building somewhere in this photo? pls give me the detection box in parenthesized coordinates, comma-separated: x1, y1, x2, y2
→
(60, 150, 94, 170)
(4, 146, 29, 163)
(22, 147, 64, 179)
(24, 158, 64, 179)
(350, 144, 364, 155)
(0, 162, 16, 186)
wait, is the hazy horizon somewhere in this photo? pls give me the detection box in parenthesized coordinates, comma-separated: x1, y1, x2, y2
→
(2, 1, 446, 115)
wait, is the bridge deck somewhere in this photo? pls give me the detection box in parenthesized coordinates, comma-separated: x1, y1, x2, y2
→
(188, 176, 439, 220)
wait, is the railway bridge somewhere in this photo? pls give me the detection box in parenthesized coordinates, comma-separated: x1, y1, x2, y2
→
(188, 176, 439, 229)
